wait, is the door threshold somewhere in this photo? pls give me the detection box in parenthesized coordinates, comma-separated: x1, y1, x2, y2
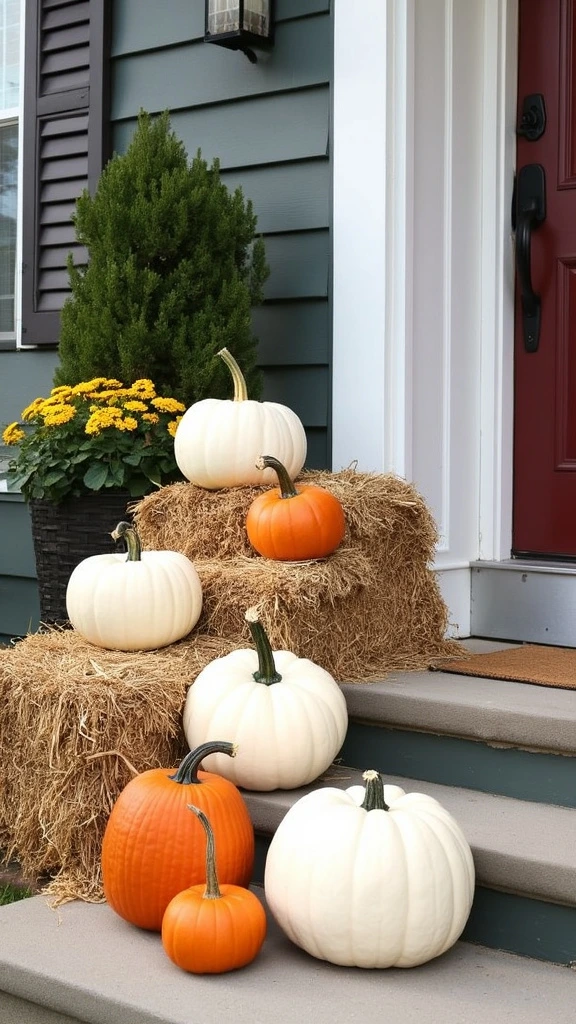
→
(470, 560, 576, 647)
(472, 558, 576, 575)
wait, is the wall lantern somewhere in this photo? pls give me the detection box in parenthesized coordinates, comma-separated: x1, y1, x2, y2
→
(204, 0, 274, 63)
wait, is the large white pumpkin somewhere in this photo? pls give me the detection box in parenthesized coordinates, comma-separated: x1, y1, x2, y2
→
(66, 521, 203, 651)
(174, 347, 307, 488)
(264, 770, 475, 968)
(183, 608, 348, 790)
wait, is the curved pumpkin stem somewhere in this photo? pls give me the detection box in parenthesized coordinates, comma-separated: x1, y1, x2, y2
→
(256, 455, 299, 499)
(169, 741, 237, 785)
(361, 769, 390, 812)
(111, 521, 141, 561)
(245, 607, 282, 685)
(218, 348, 248, 402)
(188, 805, 221, 899)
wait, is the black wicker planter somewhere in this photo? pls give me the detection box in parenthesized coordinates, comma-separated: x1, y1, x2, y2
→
(29, 491, 133, 625)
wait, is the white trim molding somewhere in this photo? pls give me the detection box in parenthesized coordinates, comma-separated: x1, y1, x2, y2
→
(478, 0, 518, 562)
(332, 0, 415, 479)
(332, 0, 516, 635)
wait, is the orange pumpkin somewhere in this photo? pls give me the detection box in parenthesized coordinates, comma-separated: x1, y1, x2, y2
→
(101, 741, 254, 932)
(162, 805, 267, 974)
(246, 455, 346, 561)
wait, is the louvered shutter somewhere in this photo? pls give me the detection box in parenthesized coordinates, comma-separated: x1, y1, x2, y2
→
(21, 0, 110, 346)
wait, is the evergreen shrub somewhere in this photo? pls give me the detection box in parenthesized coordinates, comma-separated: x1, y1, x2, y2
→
(54, 110, 268, 406)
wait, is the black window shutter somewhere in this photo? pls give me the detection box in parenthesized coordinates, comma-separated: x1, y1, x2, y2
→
(21, 0, 110, 346)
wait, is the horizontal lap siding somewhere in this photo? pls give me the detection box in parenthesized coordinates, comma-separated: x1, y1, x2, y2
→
(110, 0, 333, 469)
(0, 350, 60, 636)
(0, 576, 40, 636)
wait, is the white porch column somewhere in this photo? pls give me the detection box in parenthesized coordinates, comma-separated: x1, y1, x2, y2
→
(332, 0, 414, 479)
(332, 0, 509, 636)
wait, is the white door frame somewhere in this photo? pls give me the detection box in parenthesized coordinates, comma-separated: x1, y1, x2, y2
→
(332, 0, 518, 634)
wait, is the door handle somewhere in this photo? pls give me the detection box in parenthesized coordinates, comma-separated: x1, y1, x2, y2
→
(513, 164, 546, 353)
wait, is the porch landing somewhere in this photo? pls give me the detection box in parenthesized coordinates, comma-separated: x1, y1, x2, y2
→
(0, 894, 575, 1024)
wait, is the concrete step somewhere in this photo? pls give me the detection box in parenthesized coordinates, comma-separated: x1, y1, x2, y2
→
(338, 639, 576, 806)
(242, 767, 576, 965)
(0, 893, 575, 1024)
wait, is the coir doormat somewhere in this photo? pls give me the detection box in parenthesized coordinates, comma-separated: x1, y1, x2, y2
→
(433, 644, 576, 690)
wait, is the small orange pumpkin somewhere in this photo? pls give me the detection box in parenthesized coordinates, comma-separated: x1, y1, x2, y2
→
(101, 741, 254, 932)
(162, 804, 267, 974)
(246, 455, 346, 561)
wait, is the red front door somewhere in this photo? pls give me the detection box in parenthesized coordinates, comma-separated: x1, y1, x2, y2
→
(513, 0, 576, 557)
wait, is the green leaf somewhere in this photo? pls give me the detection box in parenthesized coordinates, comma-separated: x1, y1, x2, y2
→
(142, 464, 162, 486)
(122, 452, 143, 466)
(107, 462, 125, 486)
(41, 470, 67, 487)
(83, 463, 109, 490)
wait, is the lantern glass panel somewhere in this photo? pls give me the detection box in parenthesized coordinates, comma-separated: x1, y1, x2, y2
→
(243, 0, 269, 38)
(207, 0, 240, 36)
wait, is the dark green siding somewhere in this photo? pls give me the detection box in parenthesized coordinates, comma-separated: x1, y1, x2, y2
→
(0, 1, 333, 637)
(0, 349, 60, 433)
(110, 0, 333, 469)
(0, 351, 59, 635)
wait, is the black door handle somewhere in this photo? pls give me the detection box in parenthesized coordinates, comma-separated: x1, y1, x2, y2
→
(516, 204, 540, 347)
(513, 164, 546, 353)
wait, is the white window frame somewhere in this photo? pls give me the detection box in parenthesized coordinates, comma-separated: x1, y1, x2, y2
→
(0, 0, 24, 349)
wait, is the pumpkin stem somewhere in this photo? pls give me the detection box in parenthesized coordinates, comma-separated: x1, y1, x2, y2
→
(188, 805, 221, 900)
(169, 741, 238, 785)
(218, 348, 248, 402)
(255, 455, 299, 498)
(111, 521, 141, 561)
(245, 607, 282, 685)
(361, 770, 390, 812)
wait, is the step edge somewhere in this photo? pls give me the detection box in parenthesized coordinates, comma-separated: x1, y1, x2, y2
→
(243, 767, 576, 909)
(0, 897, 574, 1024)
(339, 676, 576, 756)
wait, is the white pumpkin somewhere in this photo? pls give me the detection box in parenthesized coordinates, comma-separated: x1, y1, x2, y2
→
(183, 608, 348, 791)
(174, 347, 307, 488)
(264, 770, 475, 968)
(66, 521, 203, 651)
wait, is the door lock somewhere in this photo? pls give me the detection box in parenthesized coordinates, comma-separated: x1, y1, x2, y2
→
(517, 94, 546, 141)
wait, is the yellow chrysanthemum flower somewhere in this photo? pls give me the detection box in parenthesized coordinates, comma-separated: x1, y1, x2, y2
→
(50, 385, 74, 398)
(142, 412, 159, 424)
(83, 388, 128, 403)
(151, 397, 186, 414)
(84, 407, 124, 435)
(71, 381, 104, 395)
(123, 400, 148, 413)
(2, 422, 25, 445)
(38, 396, 67, 410)
(117, 416, 138, 432)
(130, 379, 156, 400)
(42, 405, 77, 427)
(167, 417, 182, 438)
(21, 398, 45, 421)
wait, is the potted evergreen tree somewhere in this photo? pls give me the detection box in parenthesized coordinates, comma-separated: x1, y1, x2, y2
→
(54, 109, 268, 404)
(6, 110, 269, 624)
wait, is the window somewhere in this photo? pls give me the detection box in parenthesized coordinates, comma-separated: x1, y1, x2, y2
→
(0, 0, 19, 344)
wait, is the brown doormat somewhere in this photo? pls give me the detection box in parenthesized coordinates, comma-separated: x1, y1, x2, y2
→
(432, 644, 576, 690)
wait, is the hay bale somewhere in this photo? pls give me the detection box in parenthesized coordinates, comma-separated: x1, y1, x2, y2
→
(0, 629, 241, 905)
(134, 470, 462, 680)
(0, 470, 463, 906)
